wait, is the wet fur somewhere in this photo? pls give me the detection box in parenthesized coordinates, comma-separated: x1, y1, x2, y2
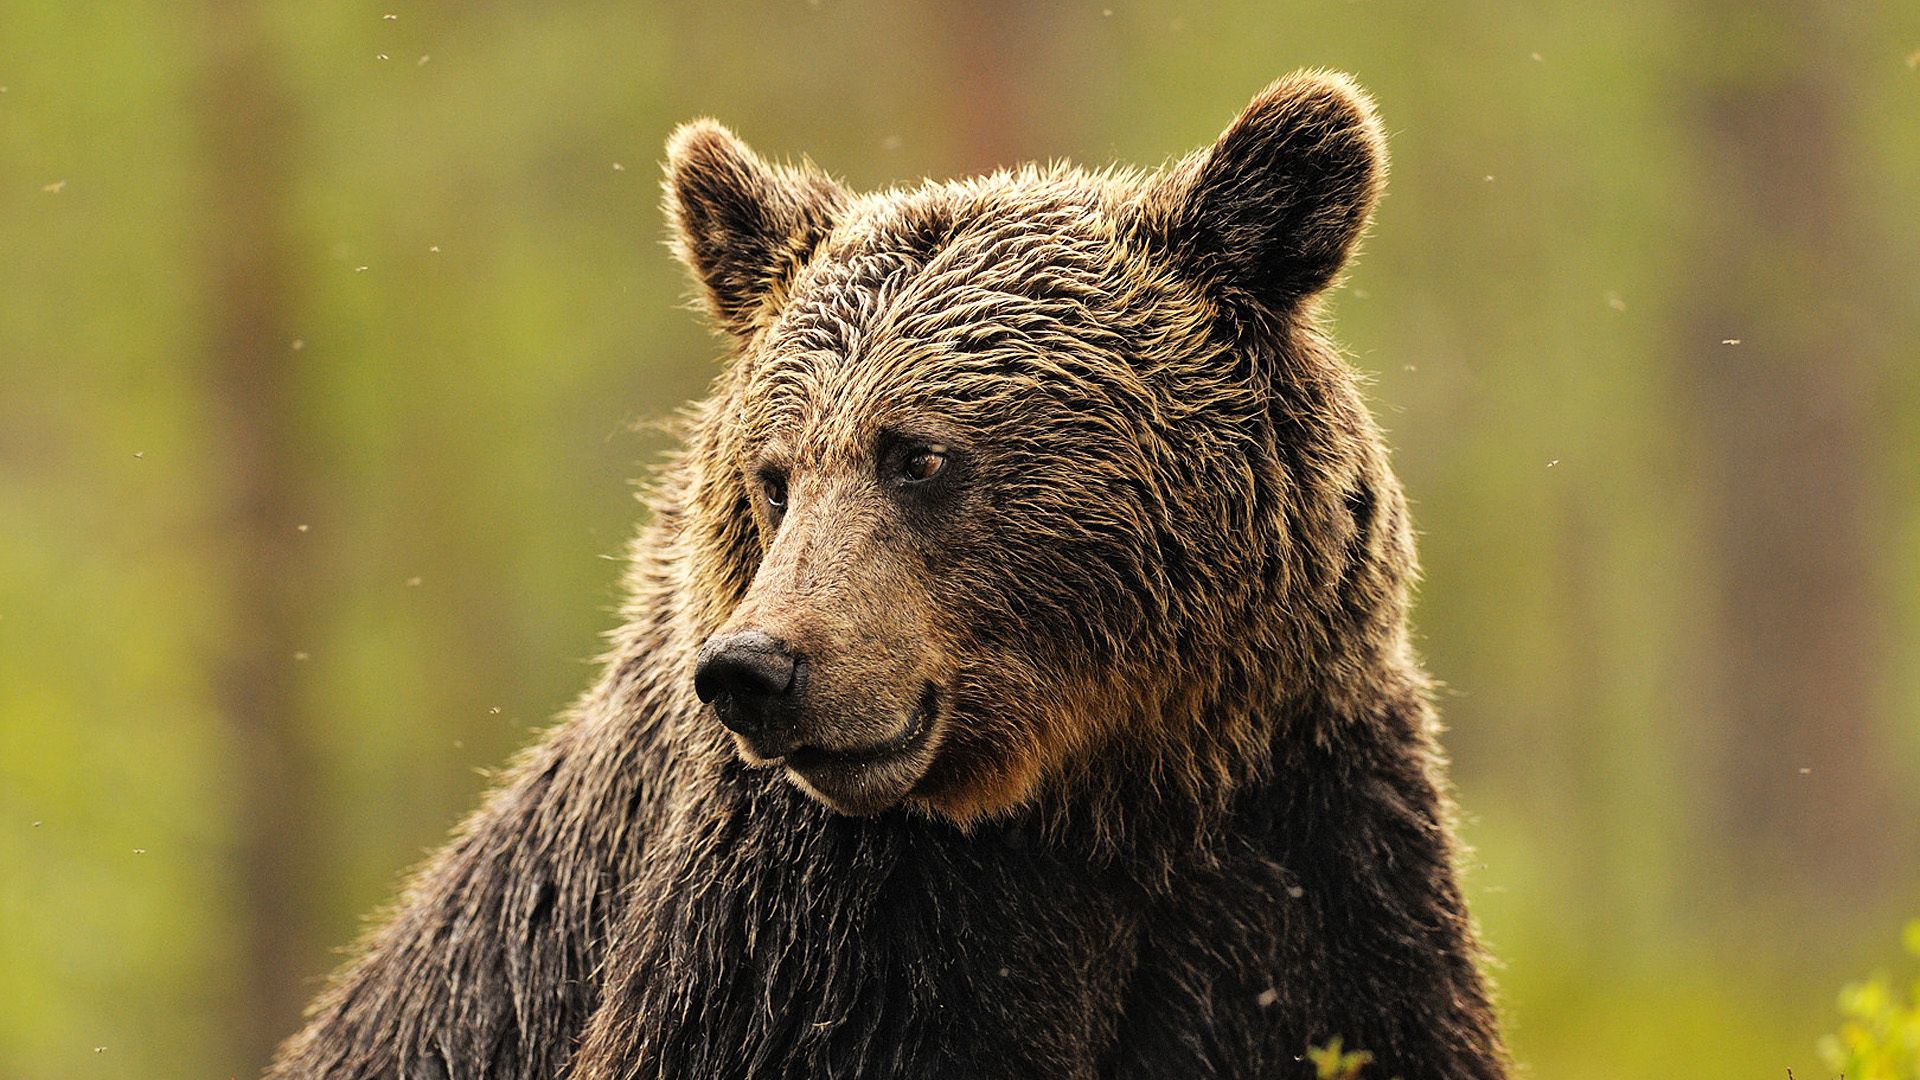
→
(269, 72, 1509, 1078)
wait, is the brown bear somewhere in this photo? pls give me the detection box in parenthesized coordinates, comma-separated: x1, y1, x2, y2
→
(269, 70, 1509, 1079)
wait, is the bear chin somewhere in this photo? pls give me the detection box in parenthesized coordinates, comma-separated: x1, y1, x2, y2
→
(782, 745, 934, 817)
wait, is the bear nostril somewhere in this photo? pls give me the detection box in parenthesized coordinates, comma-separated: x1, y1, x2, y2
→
(692, 631, 798, 720)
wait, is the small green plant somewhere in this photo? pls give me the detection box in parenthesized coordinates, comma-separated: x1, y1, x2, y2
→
(1820, 920, 1920, 1080)
(1308, 1037, 1375, 1080)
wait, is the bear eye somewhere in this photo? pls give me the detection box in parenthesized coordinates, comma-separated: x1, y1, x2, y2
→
(901, 444, 948, 484)
(759, 471, 788, 512)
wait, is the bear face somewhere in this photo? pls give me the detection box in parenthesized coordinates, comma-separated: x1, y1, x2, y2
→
(674, 71, 1389, 826)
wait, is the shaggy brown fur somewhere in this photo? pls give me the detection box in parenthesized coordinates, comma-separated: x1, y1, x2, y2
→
(269, 71, 1509, 1079)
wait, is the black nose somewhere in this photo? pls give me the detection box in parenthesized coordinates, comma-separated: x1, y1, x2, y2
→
(693, 630, 799, 745)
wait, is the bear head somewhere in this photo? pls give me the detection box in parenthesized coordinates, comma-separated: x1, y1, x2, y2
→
(669, 71, 1400, 826)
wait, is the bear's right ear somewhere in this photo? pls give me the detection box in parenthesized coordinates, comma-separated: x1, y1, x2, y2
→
(664, 121, 848, 340)
(1139, 71, 1386, 326)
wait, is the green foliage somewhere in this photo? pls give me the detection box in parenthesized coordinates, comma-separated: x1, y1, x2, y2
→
(1308, 1037, 1375, 1080)
(1821, 922, 1920, 1080)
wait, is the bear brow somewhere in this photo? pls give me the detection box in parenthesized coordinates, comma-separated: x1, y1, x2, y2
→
(776, 237, 950, 356)
(772, 191, 1110, 362)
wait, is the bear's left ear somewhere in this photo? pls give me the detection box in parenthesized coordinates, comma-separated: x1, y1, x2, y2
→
(664, 120, 848, 340)
(1139, 71, 1386, 323)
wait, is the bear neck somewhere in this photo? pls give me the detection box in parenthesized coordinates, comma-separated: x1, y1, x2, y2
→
(1038, 633, 1437, 867)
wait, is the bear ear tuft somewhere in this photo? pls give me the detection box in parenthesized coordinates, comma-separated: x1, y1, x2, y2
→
(1142, 71, 1386, 323)
(663, 120, 848, 340)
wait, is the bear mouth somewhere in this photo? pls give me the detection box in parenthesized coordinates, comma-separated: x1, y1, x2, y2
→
(780, 683, 941, 814)
(785, 682, 940, 771)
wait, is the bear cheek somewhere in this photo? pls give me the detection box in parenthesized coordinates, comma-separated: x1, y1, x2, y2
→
(912, 719, 1048, 825)
(910, 654, 1100, 824)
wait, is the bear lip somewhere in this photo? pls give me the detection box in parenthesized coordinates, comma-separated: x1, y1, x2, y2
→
(785, 682, 940, 771)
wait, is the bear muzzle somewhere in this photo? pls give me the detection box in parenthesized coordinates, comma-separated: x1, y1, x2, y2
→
(693, 629, 946, 813)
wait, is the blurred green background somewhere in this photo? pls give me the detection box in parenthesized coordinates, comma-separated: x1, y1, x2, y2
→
(3, 2, 1918, 1076)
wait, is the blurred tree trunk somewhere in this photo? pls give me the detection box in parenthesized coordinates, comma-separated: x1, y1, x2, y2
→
(1677, 6, 1906, 908)
(196, 6, 319, 1070)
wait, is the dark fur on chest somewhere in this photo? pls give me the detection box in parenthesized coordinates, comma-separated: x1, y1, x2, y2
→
(569, 699, 1502, 1080)
(573, 761, 1143, 1079)
(268, 691, 1502, 1080)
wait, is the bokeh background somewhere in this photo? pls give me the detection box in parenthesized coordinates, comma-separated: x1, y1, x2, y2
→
(4, 2, 1919, 1076)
